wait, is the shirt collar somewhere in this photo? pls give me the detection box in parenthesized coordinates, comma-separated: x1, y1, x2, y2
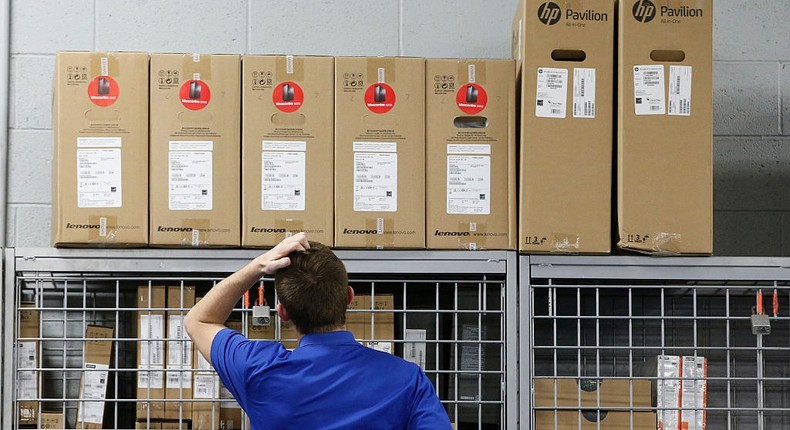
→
(298, 330, 358, 348)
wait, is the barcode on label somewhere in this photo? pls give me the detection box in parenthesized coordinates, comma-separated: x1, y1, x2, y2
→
(551, 109, 561, 115)
(675, 76, 682, 94)
(579, 78, 585, 97)
(650, 106, 662, 111)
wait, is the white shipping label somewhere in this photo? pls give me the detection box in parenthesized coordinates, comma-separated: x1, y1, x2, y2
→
(535, 67, 568, 118)
(167, 315, 193, 389)
(634, 65, 666, 115)
(669, 65, 693, 116)
(77, 137, 122, 148)
(447, 155, 491, 215)
(404, 329, 427, 370)
(447, 144, 491, 155)
(194, 374, 219, 399)
(17, 341, 37, 399)
(139, 314, 165, 365)
(262, 152, 306, 211)
(367, 341, 393, 354)
(137, 364, 164, 390)
(657, 355, 681, 430)
(79, 363, 109, 424)
(353, 153, 398, 212)
(77, 148, 122, 208)
(169, 151, 213, 210)
(573, 68, 596, 118)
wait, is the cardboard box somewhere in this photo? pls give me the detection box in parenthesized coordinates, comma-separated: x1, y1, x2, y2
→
(76, 325, 114, 429)
(40, 412, 65, 429)
(161, 421, 188, 429)
(365, 294, 394, 353)
(192, 297, 220, 430)
(18, 303, 40, 426)
(334, 57, 426, 248)
(617, 0, 713, 254)
(345, 294, 367, 342)
(680, 356, 708, 430)
(512, 0, 614, 253)
(136, 422, 162, 429)
(533, 378, 652, 408)
(52, 51, 149, 247)
(242, 55, 334, 247)
(137, 286, 166, 421)
(425, 59, 516, 250)
(535, 411, 656, 429)
(149, 53, 241, 247)
(165, 286, 196, 419)
(656, 355, 682, 429)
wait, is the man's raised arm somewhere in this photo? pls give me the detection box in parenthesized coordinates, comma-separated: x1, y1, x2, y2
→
(184, 232, 310, 366)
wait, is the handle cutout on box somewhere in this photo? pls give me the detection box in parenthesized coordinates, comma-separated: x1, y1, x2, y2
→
(453, 116, 489, 129)
(551, 49, 586, 62)
(650, 50, 686, 62)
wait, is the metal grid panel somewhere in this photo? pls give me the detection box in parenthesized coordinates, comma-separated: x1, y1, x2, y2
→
(520, 255, 790, 430)
(4, 248, 517, 430)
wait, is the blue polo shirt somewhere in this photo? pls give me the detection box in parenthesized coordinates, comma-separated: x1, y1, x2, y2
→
(211, 328, 452, 430)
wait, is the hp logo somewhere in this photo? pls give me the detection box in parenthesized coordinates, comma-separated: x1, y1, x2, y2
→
(632, 0, 656, 23)
(537, 2, 562, 25)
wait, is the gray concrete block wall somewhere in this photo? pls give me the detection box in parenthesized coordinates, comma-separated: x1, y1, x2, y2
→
(4, 0, 790, 255)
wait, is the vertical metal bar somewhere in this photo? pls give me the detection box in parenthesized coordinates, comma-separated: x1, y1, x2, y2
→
(435, 281, 440, 402)
(518, 256, 532, 430)
(478, 280, 483, 429)
(505, 250, 517, 430)
(3, 250, 17, 430)
(726, 288, 732, 430)
(453, 280, 459, 427)
(114, 279, 120, 429)
(629, 286, 634, 427)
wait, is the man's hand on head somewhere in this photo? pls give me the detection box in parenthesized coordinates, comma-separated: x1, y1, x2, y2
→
(255, 232, 311, 275)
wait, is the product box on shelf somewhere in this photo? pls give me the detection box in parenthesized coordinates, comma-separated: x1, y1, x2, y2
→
(165, 286, 196, 419)
(40, 412, 65, 429)
(242, 55, 335, 247)
(425, 59, 516, 250)
(334, 56, 426, 248)
(533, 378, 652, 408)
(52, 51, 149, 247)
(512, 0, 614, 253)
(18, 303, 40, 427)
(617, 0, 713, 254)
(137, 285, 166, 421)
(76, 325, 114, 429)
(534, 411, 656, 429)
(149, 53, 241, 247)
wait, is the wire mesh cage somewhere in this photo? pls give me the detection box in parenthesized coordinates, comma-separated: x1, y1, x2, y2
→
(521, 255, 790, 430)
(5, 248, 518, 430)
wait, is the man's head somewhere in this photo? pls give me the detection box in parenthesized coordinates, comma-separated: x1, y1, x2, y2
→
(274, 241, 350, 335)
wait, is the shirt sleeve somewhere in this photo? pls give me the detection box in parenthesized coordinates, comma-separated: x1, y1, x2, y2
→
(407, 367, 454, 430)
(210, 328, 284, 411)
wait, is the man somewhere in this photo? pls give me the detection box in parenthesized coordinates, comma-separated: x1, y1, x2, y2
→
(184, 232, 452, 429)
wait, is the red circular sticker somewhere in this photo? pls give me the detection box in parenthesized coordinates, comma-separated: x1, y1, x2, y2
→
(364, 83, 396, 114)
(87, 75, 119, 107)
(272, 81, 304, 113)
(179, 80, 211, 110)
(456, 83, 488, 115)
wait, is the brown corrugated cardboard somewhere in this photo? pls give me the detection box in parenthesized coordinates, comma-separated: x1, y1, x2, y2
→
(192, 297, 220, 430)
(365, 294, 394, 353)
(137, 286, 166, 421)
(18, 303, 40, 426)
(534, 378, 652, 408)
(76, 325, 114, 429)
(425, 59, 516, 250)
(40, 412, 65, 429)
(346, 294, 367, 342)
(52, 51, 149, 247)
(165, 286, 196, 420)
(512, 0, 614, 253)
(161, 421, 188, 429)
(242, 55, 334, 247)
(149, 53, 241, 247)
(136, 422, 162, 429)
(334, 57, 426, 248)
(617, 0, 713, 254)
(535, 411, 656, 429)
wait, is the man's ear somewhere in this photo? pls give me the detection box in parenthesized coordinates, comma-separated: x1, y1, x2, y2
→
(347, 285, 355, 306)
(276, 303, 290, 322)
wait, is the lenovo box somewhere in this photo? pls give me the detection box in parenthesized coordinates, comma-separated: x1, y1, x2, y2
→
(137, 286, 166, 421)
(425, 59, 516, 250)
(165, 286, 195, 419)
(192, 297, 220, 430)
(617, 0, 713, 254)
(242, 55, 334, 247)
(535, 411, 656, 429)
(52, 51, 149, 247)
(149, 53, 241, 247)
(76, 325, 114, 429)
(533, 378, 652, 408)
(18, 303, 40, 426)
(334, 57, 425, 248)
(40, 412, 65, 429)
(512, 0, 614, 253)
